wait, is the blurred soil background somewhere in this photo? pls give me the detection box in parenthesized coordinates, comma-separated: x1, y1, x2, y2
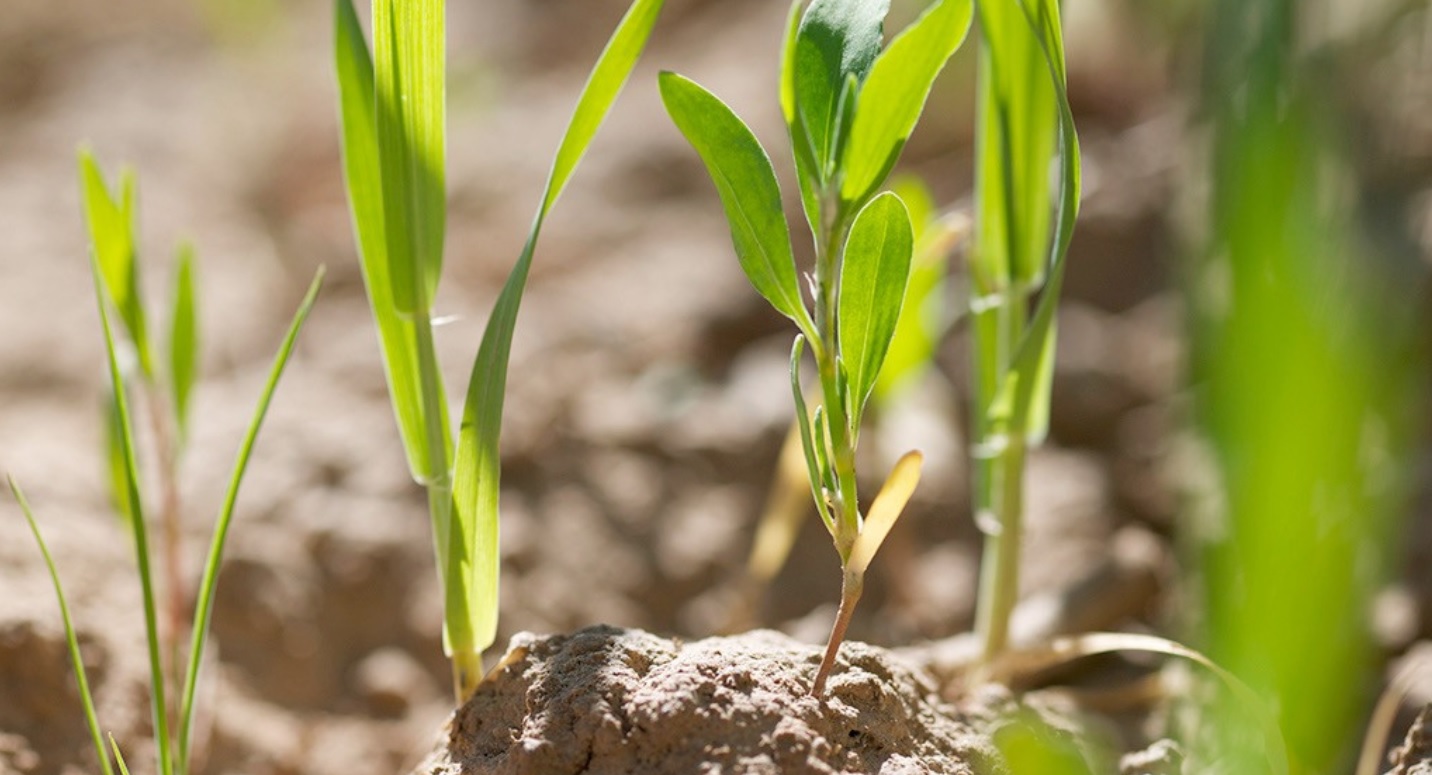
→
(0, 0, 1428, 773)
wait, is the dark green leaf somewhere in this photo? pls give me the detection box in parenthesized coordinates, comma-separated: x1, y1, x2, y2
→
(792, 0, 889, 172)
(838, 191, 913, 422)
(841, 0, 973, 204)
(660, 71, 816, 338)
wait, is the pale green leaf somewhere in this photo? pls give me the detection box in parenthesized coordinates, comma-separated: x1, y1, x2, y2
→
(335, 0, 442, 481)
(452, 0, 667, 660)
(837, 191, 914, 423)
(168, 243, 200, 445)
(373, 0, 445, 315)
(841, 0, 973, 204)
(79, 151, 153, 378)
(660, 71, 816, 338)
(790, 336, 833, 532)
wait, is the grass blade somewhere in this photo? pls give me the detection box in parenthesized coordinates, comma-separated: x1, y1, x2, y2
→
(837, 191, 913, 425)
(109, 735, 131, 775)
(8, 477, 115, 775)
(450, 0, 666, 699)
(79, 152, 152, 379)
(177, 269, 324, 773)
(840, 0, 973, 204)
(659, 71, 816, 338)
(89, 251, 172, 775)
(334, 0, 441, 482)
(168, 243, 199, 446)
(373, 0, 445, 316)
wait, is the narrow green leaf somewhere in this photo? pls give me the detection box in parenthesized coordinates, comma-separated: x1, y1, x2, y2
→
(792, 0, 889, 172)
(1005, 0, 1081, 432)
(837, 191, 914, 424)
(451, 0, 667, 662)
(177, 269, 324, 773)
(168, 243, 199, 445)
(79, 152, 153, 379)
(790, 336, 834, 532)
(781, 0, 822, 238)
(89, 252, 171, 775)
(660, 71, 816, 338)
(109, 735, 131, 775)
(840, 0, 973, 204)
(9, 477, 115, 775)
(373, 0, 445, 315)
(335, 0, 443, 481)
(873, 177, 955, 403)
(102, 387, 135, 532)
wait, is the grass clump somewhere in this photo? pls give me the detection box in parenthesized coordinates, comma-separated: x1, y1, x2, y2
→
(333, 0, 666, 702)
(10, 153, 324, 775)
(660, 0, 975, 695)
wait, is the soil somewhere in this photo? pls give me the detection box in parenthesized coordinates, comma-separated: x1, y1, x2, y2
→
(0, 1, 1428, 775)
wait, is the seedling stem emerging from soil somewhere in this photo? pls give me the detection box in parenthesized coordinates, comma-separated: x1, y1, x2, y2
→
(662, 0, 974, 695)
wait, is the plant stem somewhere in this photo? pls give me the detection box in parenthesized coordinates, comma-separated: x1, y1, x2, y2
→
(811, 570, 863, 697)
(144, 386, 184, 742)
(974, 432, 1025, 661)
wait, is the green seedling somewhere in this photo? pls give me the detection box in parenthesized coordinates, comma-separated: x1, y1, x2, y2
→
(82, 153, 202, 702)
(10, 154, 323, 775)
(334, 0, 666, 701)
(735, 176, 965, 628)
(967, 0, 1080, 664)
(661, 0, 974, 696)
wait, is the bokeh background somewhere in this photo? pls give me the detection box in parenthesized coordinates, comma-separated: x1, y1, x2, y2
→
(0, 0, 1428, 773)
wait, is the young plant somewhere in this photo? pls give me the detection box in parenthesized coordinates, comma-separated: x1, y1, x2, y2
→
(81, 151, 202, 707)
(967, 0, 1080, 664)
(10, 153, 323, 775)
(661, 0, 974, 696)
(333, 0, 666, 702)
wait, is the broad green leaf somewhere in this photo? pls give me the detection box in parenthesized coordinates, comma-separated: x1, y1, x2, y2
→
(846, 450, 921, 573)
(335, 0, 443, 481)
(790, 336, 833, 532)
(837, 191, 913, 424)
(660, 72, 816, 339)
(873, 178, 957, 403)
(792, 0, 889, 173)
(89, 253, 172, 775)
(452, 0, 667, 663)
(373, 0, 445, 315)
(841, 0, 973, 204)
(9, 477, 115, 775)
(168, 243, 199, 445)
(79, 152, 153, 378)
(177, 269, 324, 773)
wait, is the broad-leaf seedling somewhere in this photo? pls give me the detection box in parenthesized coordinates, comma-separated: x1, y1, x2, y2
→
(661, 0, 974, 695)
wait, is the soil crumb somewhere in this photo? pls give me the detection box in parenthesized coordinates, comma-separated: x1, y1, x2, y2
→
(413, 625, 1002, 775)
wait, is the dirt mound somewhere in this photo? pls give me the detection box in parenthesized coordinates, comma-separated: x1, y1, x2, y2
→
(415, 626, 1004, 775)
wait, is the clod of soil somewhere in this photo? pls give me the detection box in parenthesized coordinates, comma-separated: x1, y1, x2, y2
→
(413, 625, 1005, 775)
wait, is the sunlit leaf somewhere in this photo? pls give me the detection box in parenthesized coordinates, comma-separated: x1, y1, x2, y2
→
(660, 71, 816, 338)
(840, 0, 973, 204)
(79, 152, 153, 378)
(846, 450, 921, 574)
(837, 191, 914, 424)
(453, 0, 667, 676)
